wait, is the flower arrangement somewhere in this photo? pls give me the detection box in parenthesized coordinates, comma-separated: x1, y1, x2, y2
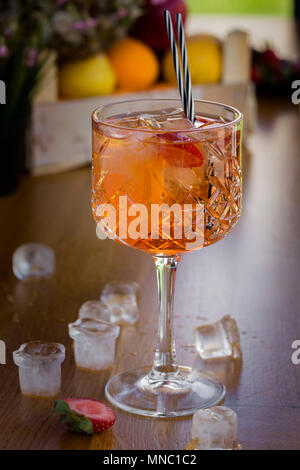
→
(0, 1, 52, 120)
(49, 0, 144, 64)
(0, 0, 144, 121)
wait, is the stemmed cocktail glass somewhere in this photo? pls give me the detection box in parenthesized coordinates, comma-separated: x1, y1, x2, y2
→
(92, 99, 242, 417)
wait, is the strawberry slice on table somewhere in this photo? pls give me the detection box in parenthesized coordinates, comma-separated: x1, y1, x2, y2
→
(157, 133, 205, 168)
(54, 398, 116, 434)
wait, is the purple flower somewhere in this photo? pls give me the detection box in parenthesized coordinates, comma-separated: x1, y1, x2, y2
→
(3, 27, 12, 37)
(86, 18, 98, 28)
(71, 20, 89, 31)
(57, 0, 68, 5)
(71, 19, 98, 31)
(116, 9, 128, 20)
(0, 45, 9, 58)
(24, 48, 39, 67)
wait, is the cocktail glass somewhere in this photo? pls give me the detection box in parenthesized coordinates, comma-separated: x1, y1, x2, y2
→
(92, 99, 242, 417)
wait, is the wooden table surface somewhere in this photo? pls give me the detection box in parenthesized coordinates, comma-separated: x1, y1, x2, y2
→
(0, 98, 299, 450)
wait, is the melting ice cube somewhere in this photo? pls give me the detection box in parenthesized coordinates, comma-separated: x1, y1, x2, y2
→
(68, 318, 120, 371)
(188, 406, 240, 450)
(78, 300, 110, 322)
(13, 341, 65, 397)
(194, 315, 241, 360)
(193, 356, 242, 391)
(12, 243, 55, 280)
(100, 281, 139, 325)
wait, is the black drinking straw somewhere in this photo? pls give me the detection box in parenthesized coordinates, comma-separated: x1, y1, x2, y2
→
(176, 13, 194, 123)
(164, 10, 195, 123)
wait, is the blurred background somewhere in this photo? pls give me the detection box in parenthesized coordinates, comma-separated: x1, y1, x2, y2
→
(0, 0, 299, 194)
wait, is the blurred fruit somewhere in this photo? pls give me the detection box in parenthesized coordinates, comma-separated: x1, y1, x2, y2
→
(163, 34, 222, 85)
(151, 82, 172, 90)
(251, 46, 300, 96)
(132, 0, 187, 51)
(293, 60, 300, 76)
(251, 64, 263, 84)
(58, 54, 116, 98)
(108, 37, 159, 91)
(261, 48, 281, 70)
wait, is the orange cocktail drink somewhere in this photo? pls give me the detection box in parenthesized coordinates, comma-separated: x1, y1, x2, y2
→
(91, 99, 242, 418)
(92, 104, 241, 255)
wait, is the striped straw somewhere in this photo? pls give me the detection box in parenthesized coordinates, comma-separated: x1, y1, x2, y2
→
(176, 13, 195, 123)
(164, 11, 186, 113)
(164, 10, 195, 124)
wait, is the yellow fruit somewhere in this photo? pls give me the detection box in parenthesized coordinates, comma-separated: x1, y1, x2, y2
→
(163, 35, 222, 85)
(108, 37, 159, 91)
(58, 54, 116, 99)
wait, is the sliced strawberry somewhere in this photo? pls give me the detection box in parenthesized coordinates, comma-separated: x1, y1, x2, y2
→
(157, 133, 205, 168)
(54, 398, 116, 434)
(181, 141, 204, 166)
(195, 116, 210, 124)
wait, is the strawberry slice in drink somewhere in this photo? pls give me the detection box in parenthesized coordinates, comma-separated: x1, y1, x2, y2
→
(54, 398, 116, 434)
(157, 133, 205, 168)
(153, 115, 225, 168)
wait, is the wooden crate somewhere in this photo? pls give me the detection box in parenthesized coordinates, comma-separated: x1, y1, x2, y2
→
(30, 82, 256, 175)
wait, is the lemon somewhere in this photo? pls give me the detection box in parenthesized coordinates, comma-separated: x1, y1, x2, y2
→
(163, 35, 222, 85)
(108, 37, 159, 91)
(58, 54, 116, 99)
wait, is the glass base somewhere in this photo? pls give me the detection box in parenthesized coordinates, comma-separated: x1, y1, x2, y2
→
(105, 366, 226, 418)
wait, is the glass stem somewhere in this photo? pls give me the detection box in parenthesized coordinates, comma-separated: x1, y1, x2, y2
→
(150, 255, 181, 381)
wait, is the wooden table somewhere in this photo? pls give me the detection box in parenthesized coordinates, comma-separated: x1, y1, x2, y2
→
(0, 98, 299, 450)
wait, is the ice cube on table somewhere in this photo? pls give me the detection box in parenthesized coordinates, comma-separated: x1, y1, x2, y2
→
(194, 315, 241, 360)
(68, 318, 120, 371)
(12, 243, 55, 280)
(78, 300, 110, 322)
(189, 406, 240, 450)
(13, 341, 65, 397)
(193, 356, 242, 390)
(100, 281, 139, 325)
